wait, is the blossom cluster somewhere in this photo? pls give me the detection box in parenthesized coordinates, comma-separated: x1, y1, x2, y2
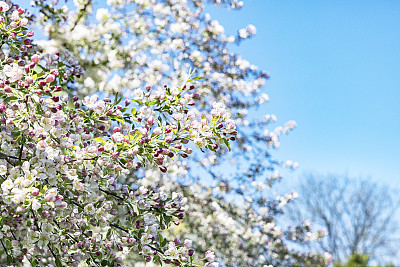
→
(0, 4, 229, 266)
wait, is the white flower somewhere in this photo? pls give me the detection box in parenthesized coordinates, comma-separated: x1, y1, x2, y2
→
(225, 119, 236, 131)
(0, 1, 10, 11)
(10, 10, 19, 21)
(84, 203, 95, 214)
(194, 137, 207, 148)
(20, 18, 29, 26)
(87, 145, 98, 154)
(0, 164, 7, 175)
(1, 179, 13, 191)
(173, 113, 184, 121)
(93, 100, 106, 114)
(139, 106, 153, 117)
(37, 233, 49, 248)
(32, 199, 41, 211)
(140, 233, 152, 245)
(84, 77, 95, 89)
(82, 95, 99, 108)
(133, 89, 144, 100)
(246, 24, 257, 35)
(111, 132, 124, 142)
(142, 245, 152, 255)
(41, 223, 54, 233)
(104, 142, 114, 151)
(205, 251, 215, 262)
(73, 179, 84, 192)
(36, 140, 47, 150)
(239, 28, 248, 39)
(3, 63, 23, 82)
(184, 239, 193, 248)
(153, 127, 163, 135)
(170, 87, 180, 95)
(137, 127, 148, 137)
(11, 188, 26, 204)
(44, 187, 58, 202)
(96, 8, 109, 21)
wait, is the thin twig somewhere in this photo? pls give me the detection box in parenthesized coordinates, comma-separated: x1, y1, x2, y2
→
(0, 240, 8, 255)
(99, 188, 124, 200)
(70, 0, 92, 31)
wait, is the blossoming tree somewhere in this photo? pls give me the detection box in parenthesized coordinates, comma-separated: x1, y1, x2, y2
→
(0, 0, 334, 266)
(0, 2, 237, 266)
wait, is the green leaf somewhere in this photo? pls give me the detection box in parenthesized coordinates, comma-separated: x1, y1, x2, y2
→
(101, 260, 108, 266)
(146, 100, 158, 106)
(11, 127, 20, 138)
(131, 100, 142, 105)
(67, 249, 79, 255)
(5, 96, 18, 102)
(7, 255, 13, 265)
(131, 107, 137, 116)
(55, 258, 63, 267)
(164, 215, 171, 227)
(33, 64, 46, 77)
(212, 116, 219, 124)
(223, 139, 231, 151)
(154, 254, 162, 265)
(5, 239, 11, 249)
(207, 145, 216, 153)
(114, 93, 123, 105)
(106, 228, 112, 238)
(109, 115, 124, 123)
(92, 137, 106, 144)
(159, 233, 167, 247)
(31, 259, 38, 266)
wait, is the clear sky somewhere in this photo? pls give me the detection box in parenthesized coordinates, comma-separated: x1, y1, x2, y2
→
(206, 0, 400, 188)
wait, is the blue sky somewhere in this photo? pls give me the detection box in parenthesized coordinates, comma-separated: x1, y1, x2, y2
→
(206, 0, 400, 188)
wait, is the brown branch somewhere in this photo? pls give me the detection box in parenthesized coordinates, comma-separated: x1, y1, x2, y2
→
(70, 0, 92, 31)
(68, 156, 99, 163)
(109, 223, 129, 233)
(0, 240, 8, 255)
(99, 188, 124, 201)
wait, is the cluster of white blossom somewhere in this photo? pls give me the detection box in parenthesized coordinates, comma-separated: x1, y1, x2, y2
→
(19, 0, 335, 266)
(0, 3, 237, 266)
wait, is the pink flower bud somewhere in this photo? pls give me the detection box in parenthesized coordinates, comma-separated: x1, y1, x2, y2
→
(20, 18, 28, 26)
(159, 166, 167, 173)
(25, 76, 33, 84)
(31, 188, 40, 196)
(31, 54, 40, 63)
(45, 74, 55, 83)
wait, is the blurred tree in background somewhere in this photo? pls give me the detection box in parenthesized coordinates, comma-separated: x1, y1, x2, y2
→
(287, 174, 399, 265)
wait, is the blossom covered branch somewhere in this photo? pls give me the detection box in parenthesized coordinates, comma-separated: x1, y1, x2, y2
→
(0, 3, 233, 266)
